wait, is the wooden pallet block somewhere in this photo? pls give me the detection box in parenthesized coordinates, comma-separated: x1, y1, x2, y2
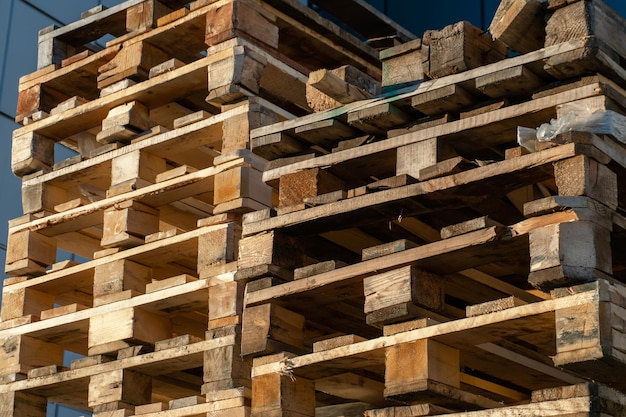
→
(203, 325, 252, 392)
(237, 230, 308, 278)
(553, 154, 618, 210)
(208, 280, 244, 321)
(347, 102, 411, 134)
(0, 287, 54, 322)
(544, 0, 626, 82)
(396, 137, 457, 180)
(475, 65, 543, 98)
(109, 149, 166, 192)
(11, 131, 54, 177)
(98, 40, 170, 90)
(197, 222, 241, 278)
(16, 82, 74, 125)
(380, 39, 424, 92)
(222, 100, 281, 153)
(88, 369, 152, 408)
(364, 265, 444, 327)
(0, 392, 47, 417)
(411, 84, 475, 116)
(294, 119, 359, 150)
(306, 65, 379, 112)
(241, 303, 305, 356)
(101, 200, 160, 248)
(97, 101, 155, 144)
(278, 168, 345, 210)
(552, 280, 626, 390)
(93, 259, 153, 302)
(205, 0, 279, 49)
(213, 165, 273, 214)
(422, 20, 507, 80)
(0, 335, 64, 377)
(5, 229, 57, 277)
(206, 44, 267, 106)
(251, 353, 315, 417)
(88, 307, 172, 355)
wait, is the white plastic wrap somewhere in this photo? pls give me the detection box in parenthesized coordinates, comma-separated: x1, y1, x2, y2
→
(517, 102, 626, 151)
(517, 126, 538, 152)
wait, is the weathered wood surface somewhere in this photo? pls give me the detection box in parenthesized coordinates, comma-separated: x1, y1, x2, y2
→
(489, 0, 546, 54)
(9, 1, 626, 415)
(251, 289, 599, 377)
(251, 38, 624, 161)
(245, 143, 602, 237)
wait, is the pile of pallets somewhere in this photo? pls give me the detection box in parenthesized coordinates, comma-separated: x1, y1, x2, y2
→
(242, 0, 626, 415)
(5, 0, 626, 416)
(0, 0, 403, 415)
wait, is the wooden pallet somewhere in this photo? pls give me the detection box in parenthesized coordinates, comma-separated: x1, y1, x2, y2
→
(5, 0, 626, 416)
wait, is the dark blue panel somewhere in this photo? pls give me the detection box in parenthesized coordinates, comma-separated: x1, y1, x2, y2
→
(22, 0, 100, 25)
(0, 2, 58, 114)
(386, 0, 484, 35)
(604, 0, 626, 18)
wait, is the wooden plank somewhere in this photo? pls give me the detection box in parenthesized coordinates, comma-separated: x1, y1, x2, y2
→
(411, 84, 475, 116)
(440, 216, 503, 240)
(1, 337, 232, 395)
(246, 227, 502, 307)
(251, 290, 600, 379)
(315, 372, 385, 406)
(364, 404, 453, 417)
(10, 157, 244, 239)
(295, 119, 359, 149)
(347, 103, 411, 134)
(249, 38, 596, 142)
(466, 296, 528, 317)
(475, 65, 543, 98)
(260, 80, 603, 183)
(248, 143, 587, 237)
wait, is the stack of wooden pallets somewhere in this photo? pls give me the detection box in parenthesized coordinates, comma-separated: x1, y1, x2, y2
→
(1, 0, 407, 415)
(5, 0, 626, 416)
